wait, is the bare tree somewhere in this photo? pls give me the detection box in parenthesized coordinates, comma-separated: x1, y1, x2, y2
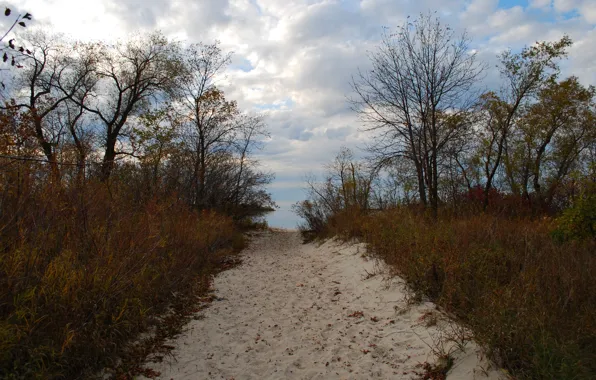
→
(179, 87, 240, 207)
(350, 13, 484, 218)
(72, 32, 181, 181)
(293, 148, 377, 236)
(174, 42, 231, 108)
(8, 31, 96, 178)
(173, 42, 233, 207)
(230, 114, 270, 208)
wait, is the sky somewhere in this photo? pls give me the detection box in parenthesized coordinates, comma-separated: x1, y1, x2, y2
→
(5, 0, 596, 228)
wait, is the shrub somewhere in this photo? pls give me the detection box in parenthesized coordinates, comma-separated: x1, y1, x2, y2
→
(292, 200, 330, 241)
(553, 192, 596, 241)
(0, 171, 242, 379)
(327, 208, 596, 379)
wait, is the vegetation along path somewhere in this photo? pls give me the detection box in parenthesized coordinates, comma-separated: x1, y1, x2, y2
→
(142, 230, 504, 380)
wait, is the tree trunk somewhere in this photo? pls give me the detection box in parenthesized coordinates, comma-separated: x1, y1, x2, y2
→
(430, 151, 439, 220)
(100, 135, 117, 181)
(32, 112, 60, 180)
(415, 161, 428, 206)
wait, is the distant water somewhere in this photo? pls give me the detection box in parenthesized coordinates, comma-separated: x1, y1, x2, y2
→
(263, 208, 302, 230)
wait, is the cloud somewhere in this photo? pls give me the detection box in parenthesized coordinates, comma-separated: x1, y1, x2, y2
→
(580, 1, 596, 23)
(105, 0, 173, 29)
(554, 0, 580, 13)
(7, 0, 596, 226)
(326, 126, 352, 141)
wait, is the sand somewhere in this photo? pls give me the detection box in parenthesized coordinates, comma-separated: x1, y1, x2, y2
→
(143, 230, 504, 380)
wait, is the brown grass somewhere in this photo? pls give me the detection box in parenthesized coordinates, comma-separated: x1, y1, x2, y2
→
(0, 164, 244, 379)
(326, 208, 596, 379)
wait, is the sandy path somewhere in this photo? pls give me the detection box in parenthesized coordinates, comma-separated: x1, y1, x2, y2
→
(145, 230, 502, 380)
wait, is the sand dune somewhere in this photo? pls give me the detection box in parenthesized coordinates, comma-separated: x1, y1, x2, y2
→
(143, 230, 504, 380)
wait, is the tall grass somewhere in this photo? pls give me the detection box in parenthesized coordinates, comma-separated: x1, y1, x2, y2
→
(319, 208, 596, 379)
(0, 163, 243, 379)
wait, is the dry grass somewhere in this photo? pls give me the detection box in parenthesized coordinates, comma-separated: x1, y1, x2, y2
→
(325, 208, 596, 380)
(0, 164, 244, 379)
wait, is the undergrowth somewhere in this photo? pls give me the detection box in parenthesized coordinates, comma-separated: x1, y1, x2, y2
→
(308, 208, 596, 379)
(0, 168, 245, 379)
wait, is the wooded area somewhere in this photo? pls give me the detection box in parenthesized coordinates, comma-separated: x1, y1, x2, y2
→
(299, 14, 594, 225)
(0, 9, 273, 379)
(296, 14, 595, 380)
(0, 28, 274, 215)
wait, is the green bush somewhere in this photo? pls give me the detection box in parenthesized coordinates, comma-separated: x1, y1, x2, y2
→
(554, 192, 596, 241)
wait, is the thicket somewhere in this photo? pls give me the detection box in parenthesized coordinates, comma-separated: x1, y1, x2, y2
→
(0, 169, 244, 379)
(295, 14, 596, 380)
(0, 10, 273, 379)
(297, 161, 596, 380)
(310, 208, 595, 379)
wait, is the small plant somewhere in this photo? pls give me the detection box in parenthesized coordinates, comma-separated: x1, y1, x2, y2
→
(411, 330, 457, 380)
(553, 191, 596, 241)
(414, 355, 454, 380)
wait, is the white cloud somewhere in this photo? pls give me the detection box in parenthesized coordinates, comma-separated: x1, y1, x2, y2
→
(5, 0, 596, 223)
(553, 0, 581, 13)
(579, 1, 596, 23)
(463, 0, 499, 17)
